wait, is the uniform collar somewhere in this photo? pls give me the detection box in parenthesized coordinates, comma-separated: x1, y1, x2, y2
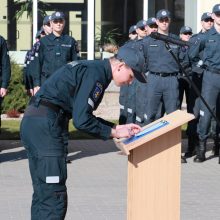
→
(209, 26, 218, 35)
(49, 32, 64, 40)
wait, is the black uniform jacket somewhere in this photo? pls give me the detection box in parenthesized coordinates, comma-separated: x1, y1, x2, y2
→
(36, 59, 115, 140)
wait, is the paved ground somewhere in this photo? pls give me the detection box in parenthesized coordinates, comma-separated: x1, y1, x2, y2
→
(0, 138, 220, 220)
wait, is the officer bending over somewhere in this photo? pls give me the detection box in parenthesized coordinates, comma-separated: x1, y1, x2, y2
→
(20, 46, 146, 220)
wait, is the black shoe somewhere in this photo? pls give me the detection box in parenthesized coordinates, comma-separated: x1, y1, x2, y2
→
(181, 156, 187, 163)
(66, 159, 72, 164)
(194, 140, 206, 163)
(184, 151, 196, 158)
(185, 136, 197, 158)
(193, 155, 206, 163)
(212, 145, 220, 156)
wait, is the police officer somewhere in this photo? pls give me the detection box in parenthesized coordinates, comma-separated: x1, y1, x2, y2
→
(125, 20, 147, 125)
(32, 11, 79, 95)
(142, 9, 185, 124)
(189, 4, 220, 162)
(135, 17, 160, 126)
(145, 17, 158, 35)
(200, 12, 214, 32)
(24, 15, 53, 96)
(23, 28, 46, 96)
(0, 35, 11, 132)
(20, 46, 146, 219)
(135, 19, 148, 39)
(184, 12, 214, 158)
(178, 26, 193, 109)
(42, 15, 53, 35)
(128, 25, 137, 40)
(119, 25, 137, 124)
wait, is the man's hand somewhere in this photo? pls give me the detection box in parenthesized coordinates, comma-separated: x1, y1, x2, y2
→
(111, 123, 142, 139)
(33, 86, 40, 95)
(0, 88, 7, 97)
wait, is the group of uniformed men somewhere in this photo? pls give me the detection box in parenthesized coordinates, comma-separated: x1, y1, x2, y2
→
(119, 5, 220, 164)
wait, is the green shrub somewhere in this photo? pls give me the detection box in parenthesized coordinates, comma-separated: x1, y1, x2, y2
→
(2, 60, 28, 113)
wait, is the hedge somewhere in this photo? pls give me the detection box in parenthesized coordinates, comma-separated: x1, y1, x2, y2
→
(2, 61, 29, 114)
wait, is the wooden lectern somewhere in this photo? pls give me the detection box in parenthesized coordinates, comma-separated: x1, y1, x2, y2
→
(114, 110, 194, 220)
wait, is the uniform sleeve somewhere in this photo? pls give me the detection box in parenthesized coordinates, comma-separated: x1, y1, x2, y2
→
(23, 51, 30, 89)
(0, 37, 11, 88)
(72, 72, 114, 140)
(188, 35, 206, 63)
(31, 41, 43, 87)
(70, 38, 79, 61)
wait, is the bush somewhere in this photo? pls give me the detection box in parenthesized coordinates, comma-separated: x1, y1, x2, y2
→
(2, 60, 29, 113)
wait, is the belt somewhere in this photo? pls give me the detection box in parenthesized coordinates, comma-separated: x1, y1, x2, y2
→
(30, 96, 61, 114)
(150, 72, 178, 77)
(206, 67, 220, 75)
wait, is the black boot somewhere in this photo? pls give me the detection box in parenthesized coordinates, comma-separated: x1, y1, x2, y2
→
(212, 137, 220, 156)
(184, 136, 197, 158)
(194, 140, 206, 163)
(181, 156, 187, 163)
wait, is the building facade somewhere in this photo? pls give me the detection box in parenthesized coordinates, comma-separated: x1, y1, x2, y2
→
(0, 0, 218, 57)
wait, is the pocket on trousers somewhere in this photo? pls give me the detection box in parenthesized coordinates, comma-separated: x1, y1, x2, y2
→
(37, 156, 67, 185)
(47, 110, 63, 137)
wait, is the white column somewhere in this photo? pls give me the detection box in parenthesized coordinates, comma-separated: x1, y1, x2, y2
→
(33, 0, 38, 45)
(87, 0, 95, 60)
(143, 0, 148, 20)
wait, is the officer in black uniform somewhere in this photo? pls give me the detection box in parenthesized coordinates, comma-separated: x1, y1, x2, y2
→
(0, 35, 11, 132)
(126, 20, 147, 125)
(20, 46, 146, 220)
(145, 17, 158, 35)
(32, 11, 79, 95)
(178, 26, 193, 109)
(42, 15, 53, 35)
(135, 17, 161, 126)
(184, 13, 214, 158)
(142, 9, 186, 124)
(128, 25, 137, 40)
(189, 4, 220, 162)
(119, 25, 137, 124)
(23, 48, 35, 96)
(23, 15, 52, 97)
(23, 28, 46, 96)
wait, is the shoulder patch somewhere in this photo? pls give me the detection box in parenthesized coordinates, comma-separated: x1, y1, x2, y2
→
(88, 81, 104, 109)
(92, 82, 103, 102)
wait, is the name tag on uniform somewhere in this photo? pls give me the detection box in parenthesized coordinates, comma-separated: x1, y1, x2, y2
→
(169, 45, 178, 49)
(208, 39, 215, 43)
(150, 44, 158, 47)
(61, 44, 71, 47)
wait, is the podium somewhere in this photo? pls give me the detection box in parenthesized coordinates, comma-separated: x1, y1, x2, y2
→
(114, 110, 194, 220)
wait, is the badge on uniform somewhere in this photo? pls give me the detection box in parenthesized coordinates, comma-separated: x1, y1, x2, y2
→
(88, 82, 103, 110)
